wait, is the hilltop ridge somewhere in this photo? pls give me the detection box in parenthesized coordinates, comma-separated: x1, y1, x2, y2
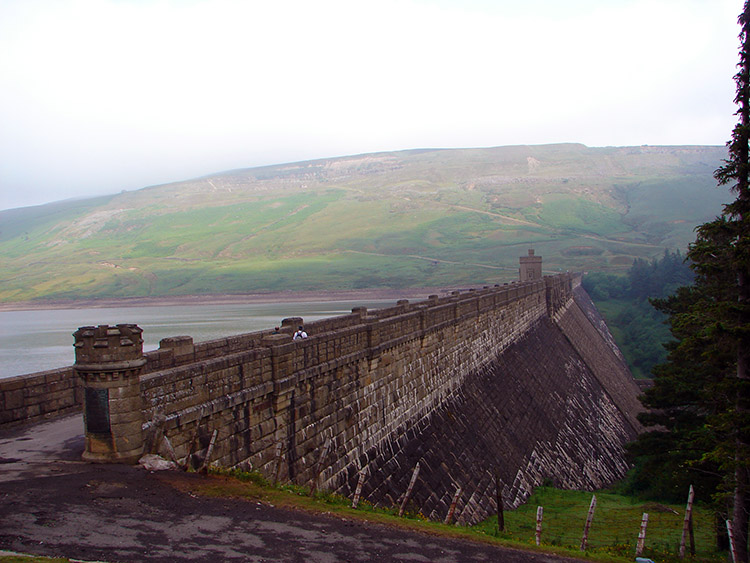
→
(0, 144, 730, 303)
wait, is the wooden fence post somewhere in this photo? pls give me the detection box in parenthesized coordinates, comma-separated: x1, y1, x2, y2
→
(184, 409, 205, 468)
(351, 467, 368, 509)
(689, 509, 695, 556)
(679, 485, 695, 558)
(535, 506, 544, 546)
(273, 440, 284, 485)
(398, 462, 420, 517)
(495, 471, 505, 532)
(636, 512, 649, 557)
(309, 437, 332, 495)
(580, 494, 597, 551)
(727, 519, 737, 563)
(198, 429, 218, 474)
(161, 435, 181, 469)
(444, 486, 462, 525)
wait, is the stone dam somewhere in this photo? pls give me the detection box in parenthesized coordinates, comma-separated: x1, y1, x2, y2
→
(0, 271, 643, 525)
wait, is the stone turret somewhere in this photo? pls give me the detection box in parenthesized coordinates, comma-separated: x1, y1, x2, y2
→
(519, 248, 542, 281)
(73, 324, 146, 463)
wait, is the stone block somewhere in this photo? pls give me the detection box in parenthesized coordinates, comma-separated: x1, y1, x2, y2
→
(1, 408, 18, 424)
(36, 389, 71, 406)
(110, 419, 144, 440)
(4, 389, 24, 410)
(86, 435, 113, 455)
(43, 370, 66, 384)
(108, 396, 145, 417)
(46, 380, 73, 394)
(43, 396, 76, 413)
(0, 376, 32, 393)
(108, 407, 144, 425)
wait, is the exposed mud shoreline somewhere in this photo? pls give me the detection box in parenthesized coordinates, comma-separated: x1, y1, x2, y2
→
(0, 287, 455, 312)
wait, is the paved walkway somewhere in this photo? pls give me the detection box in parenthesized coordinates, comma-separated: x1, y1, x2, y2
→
(0, 413, 85, 483)
(0, 415, 583, 562)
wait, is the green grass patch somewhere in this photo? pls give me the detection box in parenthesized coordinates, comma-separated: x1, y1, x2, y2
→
(473, 487, 722, 562)
(0, 145, 733, 302)
(536, 195, 627, 236)
(192, 469, 726, 563)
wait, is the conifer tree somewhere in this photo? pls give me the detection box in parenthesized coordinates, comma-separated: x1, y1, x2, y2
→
(626, 3, 750, 557)
(712, 2, 750, 558)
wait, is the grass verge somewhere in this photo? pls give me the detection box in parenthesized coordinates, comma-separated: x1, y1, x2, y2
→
(0, 472, 727, 563)
(169, 468, 727, 563)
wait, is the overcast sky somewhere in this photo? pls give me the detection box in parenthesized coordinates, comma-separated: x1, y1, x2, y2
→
(0, 0, 742, 211)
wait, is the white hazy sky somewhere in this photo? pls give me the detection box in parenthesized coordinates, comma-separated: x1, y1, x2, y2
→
(0, 0, 743, 210)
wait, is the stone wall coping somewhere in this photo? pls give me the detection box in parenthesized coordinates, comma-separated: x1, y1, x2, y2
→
(1, 367, 75, 388)
(139, 347, 271, 388)
(137, 276, 564, 409)
(2, 276, 562, 391)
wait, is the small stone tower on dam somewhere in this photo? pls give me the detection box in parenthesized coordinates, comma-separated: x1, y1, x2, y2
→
(0, 253, 643, 525)
(519, 248, 543, 281)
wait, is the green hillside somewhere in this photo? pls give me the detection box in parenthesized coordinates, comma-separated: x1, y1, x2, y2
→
(0, 144, 731, 303)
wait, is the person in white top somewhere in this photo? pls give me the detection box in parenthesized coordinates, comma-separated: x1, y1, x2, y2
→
(293, 326, 308, 340)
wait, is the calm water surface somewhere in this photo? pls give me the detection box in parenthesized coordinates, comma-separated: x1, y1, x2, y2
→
(0, 300, 399, 379)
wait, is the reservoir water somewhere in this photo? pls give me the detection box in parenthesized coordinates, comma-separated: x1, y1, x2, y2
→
(0, 299, 399, 379)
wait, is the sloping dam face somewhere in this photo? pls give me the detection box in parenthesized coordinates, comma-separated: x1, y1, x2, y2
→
(343, 286, 642, 524)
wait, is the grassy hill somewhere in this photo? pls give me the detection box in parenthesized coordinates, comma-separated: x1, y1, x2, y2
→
(0, 143, 731, 303)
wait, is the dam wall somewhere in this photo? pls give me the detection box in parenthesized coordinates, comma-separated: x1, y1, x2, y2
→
(0, 273, 644, 524)
(134, 273, 640, 523)
(0, 310, 361, 427)
(139, 278, 558, 485)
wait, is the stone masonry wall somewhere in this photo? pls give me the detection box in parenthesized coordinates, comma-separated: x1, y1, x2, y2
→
(138, 280, 551, 488)
(1, 273, 643, 524)
(136, 273, 641, 526)
(344, 311, 640, 525)
(0, 367, 80, 427)
(554, 284, 644, 432)
(0, 313, 363, 428)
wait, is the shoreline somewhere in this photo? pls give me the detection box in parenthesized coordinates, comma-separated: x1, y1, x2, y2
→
(0, 287, 457, 312)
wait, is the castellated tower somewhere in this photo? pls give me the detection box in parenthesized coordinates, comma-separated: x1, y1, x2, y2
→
(73, 324, 146, 463)
(519, 248, 542, 281)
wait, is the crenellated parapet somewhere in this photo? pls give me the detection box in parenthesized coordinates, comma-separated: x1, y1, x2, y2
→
(73, 324, 146, 376)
